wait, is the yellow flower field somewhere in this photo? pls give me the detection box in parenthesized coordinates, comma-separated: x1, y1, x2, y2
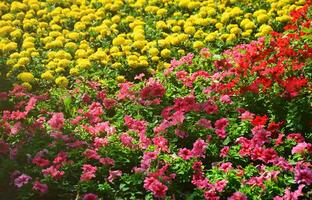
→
(0, 0, 305, 88)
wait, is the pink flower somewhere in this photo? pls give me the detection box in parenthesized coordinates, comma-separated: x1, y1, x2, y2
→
(25, 97, 37, 113)
(108, 170, 122, 183)
(215, 180, 228, 192)
(48, 112, 65, 130)
(14, 174, 32, 188)
(215, 118, 229, 129)
(83, 149, 100, 160)
(295, 166, 312, 185)
(191, 139, 207, 158)
(204, 190, 220, 200)
(170, 111, 185, 125)
(240, 111, 254, 121)
(220, 162, 233, 172)
(32, 156, 50, 167)
(178, 148, 192, 160)
(99, 157, 115, 166)
(117, 82, 135, 100)
(153, 136, 169, 152)
(120, 133, 134, 148)
(200, 48, 211, 58)
(197, 118, 212, 129)
(140, 81, 166, 100)
(174, 129, 188, 138)
(215, 128, 227, 138)
(53, 151, 68, 164)
(42, 166, 64, 179)
(144, 177, 168, 198)
(228, 192, 247, 200)
(220, 146, 230, 157)
(80, 164, 97, 181)
(93, 137, 108, 148)
(274, 185, 304, 200)
(83, 193, 98, 200)
(32, 181, 48, 193)
(291, 142, 312, 154)
(220, 95, 232, 104)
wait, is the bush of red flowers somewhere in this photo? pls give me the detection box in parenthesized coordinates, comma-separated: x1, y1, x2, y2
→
(0, 2, 311, 200)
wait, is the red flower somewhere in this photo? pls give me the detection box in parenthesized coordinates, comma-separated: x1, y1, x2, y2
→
(251, 115, 268, 126)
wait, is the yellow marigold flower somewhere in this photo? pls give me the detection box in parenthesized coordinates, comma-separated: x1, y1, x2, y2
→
(55, 67, 65, 73)
(257, 14, 269, 23)
(276, 15, 291, 22)
(172, 26, 181, 33)
(18, 57, 30, 66)
(22, 82, 32, 90)
(178, 49, 185, 55)
(75, 49, 88, 58)
(67, 32, 80, 41)
(149, 48, 159, 56)
(76, 59, 91, 69)
(193, 41, 204, 49)
(112, 62, 122, 69)
(10, 29, 22, 38)
(230, 27, 241, 34)
(4, 42, 18, 51)
(160, 49, 171, 58)
(17, 72, 34, 82)
(215, 23, 223, 29)
(156, 21, 167, 29)
(112, 36, 126, 46)
(31, 52, 39, 57)
(116, 75, 126, 83)
(221, 13, 230, 23)
(151, 56, 160, 62)
(244, 21, 256, 30)
(205, 33, 217, 42)
(157, 8, 167, 16)
(258, 24, 273, 35)
(184, 26, 196, 34)
(41, 71, 53, 80)
(226, 34, 236, 42)
(55, 76, 69, 87)
(242, 30, 253, 37)
(65, 42, 78, 49)
(69, 68, 79, 76)
(22, 41, 35, 49)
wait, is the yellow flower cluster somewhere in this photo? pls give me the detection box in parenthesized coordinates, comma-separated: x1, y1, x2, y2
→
(0, 0, 304, 88)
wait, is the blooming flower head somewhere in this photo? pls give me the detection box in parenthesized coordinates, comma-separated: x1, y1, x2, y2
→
(228, 192, 247, 200)
(14, 174, 32, 188)
(48, 112, 65, 130)
(32, 181, 48, 193)
(83, 193, 98, 200)
(178, 148, 192, 160)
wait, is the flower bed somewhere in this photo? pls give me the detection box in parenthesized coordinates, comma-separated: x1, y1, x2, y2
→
(0, 0, 305, 89)
(0, 2, 312, 199)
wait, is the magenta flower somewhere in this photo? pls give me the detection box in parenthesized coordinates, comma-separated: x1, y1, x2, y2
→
(178, 148, 192, 160)
(83, 193, 98, 200)
(14, 174, 32, 188)
(108, 170, 122, 183)
(228, 192, 247, 200)
(48, 112, 65, 130)
(191, 139, 207, 158)
(32, 181, 48, 193)
(295, 167, 312, 185)
(292, 142, 312, 154)
(80, 164, 97, 181)
(144, 177, 168, 198)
